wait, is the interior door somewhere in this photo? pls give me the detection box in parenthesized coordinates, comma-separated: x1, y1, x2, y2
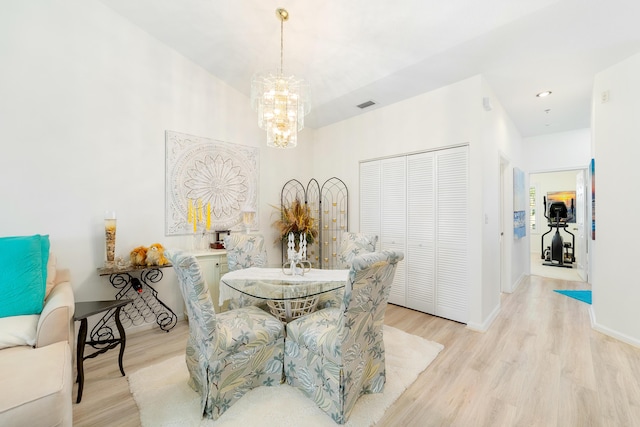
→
(500, 158, 507, 292)
(575, 170, 588, 281)
(406, 152, 435, 314)
(380, 157, 407, 306)
(435, 146, 469, 323)
(359, 161, 381, 237)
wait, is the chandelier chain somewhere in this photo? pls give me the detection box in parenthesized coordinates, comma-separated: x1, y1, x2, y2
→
(280, 18, 284, 75)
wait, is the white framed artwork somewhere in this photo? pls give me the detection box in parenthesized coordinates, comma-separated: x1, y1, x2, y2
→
(165, 130, 259, 236)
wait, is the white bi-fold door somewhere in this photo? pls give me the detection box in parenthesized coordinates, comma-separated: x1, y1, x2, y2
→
(359, 145, 468, 323)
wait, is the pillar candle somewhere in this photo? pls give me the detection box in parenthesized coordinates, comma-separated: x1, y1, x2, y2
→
(206, 203, 211, 230)
(301, 233, 307, 259)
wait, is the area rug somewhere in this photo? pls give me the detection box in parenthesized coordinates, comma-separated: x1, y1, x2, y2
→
(129, 325, 443, 427)
(554, 289, 592, 304)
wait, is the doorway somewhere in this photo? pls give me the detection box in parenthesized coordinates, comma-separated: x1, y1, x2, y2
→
(529, 169, 587, 282)
(500, 156, 510, 292)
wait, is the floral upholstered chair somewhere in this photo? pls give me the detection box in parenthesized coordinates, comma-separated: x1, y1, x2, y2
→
(319, 232, 379, 309)
(223, 234, 268, 309)
(223, 234, 268, 271)
(336, 232, 378, 269)
(166, 250, 284, 420)
(284, 250, 404, 424)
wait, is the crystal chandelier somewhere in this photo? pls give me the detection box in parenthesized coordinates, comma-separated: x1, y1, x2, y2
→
(251, 8, 310, 149)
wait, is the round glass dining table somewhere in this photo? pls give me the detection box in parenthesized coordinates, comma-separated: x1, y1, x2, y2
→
(219, 267, 348, 321)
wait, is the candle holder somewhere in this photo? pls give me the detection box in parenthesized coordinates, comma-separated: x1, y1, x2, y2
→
(282, 232, 311, 275)
(242, 208, 256, 234)
(191, 222, 210, 251)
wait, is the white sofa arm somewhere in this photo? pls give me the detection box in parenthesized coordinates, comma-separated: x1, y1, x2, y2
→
(35, 272, 75, 348)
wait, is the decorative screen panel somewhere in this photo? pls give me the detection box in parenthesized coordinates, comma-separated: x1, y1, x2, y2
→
(320, 178, 348, 269)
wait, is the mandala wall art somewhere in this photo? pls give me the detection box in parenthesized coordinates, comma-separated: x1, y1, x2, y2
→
(165, 131, 259, 236)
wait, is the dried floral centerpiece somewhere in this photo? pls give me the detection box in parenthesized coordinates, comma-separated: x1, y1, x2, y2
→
(272, 198, 318, 247)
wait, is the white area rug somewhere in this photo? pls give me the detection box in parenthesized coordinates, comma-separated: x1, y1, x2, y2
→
(129, 325, 443, 427)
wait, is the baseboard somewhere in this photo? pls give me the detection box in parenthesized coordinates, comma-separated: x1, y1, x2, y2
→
(590, 307, 640, 349)
(466, 303, 500, 332)
(510, 273, 527, 293)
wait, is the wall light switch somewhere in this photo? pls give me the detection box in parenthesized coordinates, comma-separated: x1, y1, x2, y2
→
(601, 90, 610, 103)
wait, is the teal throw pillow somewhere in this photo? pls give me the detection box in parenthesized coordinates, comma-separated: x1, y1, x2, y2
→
(0, 235, 50, 318)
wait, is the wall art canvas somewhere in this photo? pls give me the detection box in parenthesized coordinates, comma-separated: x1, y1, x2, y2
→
(165, 131, 259, 236)
(513, 167, 526, 239)
(546, 190, 576, 224)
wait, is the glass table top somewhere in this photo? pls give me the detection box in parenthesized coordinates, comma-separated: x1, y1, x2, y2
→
(219, 267, 348, 302)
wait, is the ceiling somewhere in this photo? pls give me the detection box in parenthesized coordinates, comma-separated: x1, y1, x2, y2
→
(98, 0, 640, 138)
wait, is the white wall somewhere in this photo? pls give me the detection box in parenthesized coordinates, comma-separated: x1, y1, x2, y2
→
(0, 0, 313, 323)
(591, 51, 640, 346)
(524, 128, 591, 172)
(312, 75, 526, 330)
(480, 81, 527, 306)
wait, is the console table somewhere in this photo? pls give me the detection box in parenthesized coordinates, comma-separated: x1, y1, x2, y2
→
(95, 264, 178, 339)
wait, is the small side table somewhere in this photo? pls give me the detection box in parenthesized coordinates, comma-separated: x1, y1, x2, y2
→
(74, 299, 132, 403)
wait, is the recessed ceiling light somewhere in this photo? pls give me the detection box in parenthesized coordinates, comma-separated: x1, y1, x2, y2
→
(536, 91, 552, 97)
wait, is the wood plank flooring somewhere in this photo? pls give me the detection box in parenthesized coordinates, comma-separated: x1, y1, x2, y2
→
(72, 275, 640, 426)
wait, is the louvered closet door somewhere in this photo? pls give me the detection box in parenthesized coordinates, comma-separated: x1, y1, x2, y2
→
(406, 152, 436, 314)
(435, 146, 469, 323)
(359, 161, 381, 237)
(380, 157, 407, 306)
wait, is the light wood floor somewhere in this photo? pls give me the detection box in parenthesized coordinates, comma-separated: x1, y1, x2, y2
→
(73, 275, 640, 426)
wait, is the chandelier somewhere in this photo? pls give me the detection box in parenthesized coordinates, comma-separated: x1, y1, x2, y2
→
(251, 8, 310, 149)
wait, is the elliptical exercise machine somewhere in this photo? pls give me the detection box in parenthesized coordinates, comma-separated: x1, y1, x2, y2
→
(540, 196, 575, 268)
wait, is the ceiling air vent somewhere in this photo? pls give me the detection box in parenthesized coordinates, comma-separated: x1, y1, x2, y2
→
(356, 100, 376, 109)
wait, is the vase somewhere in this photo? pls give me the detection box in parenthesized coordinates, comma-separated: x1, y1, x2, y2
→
(104, 211, 117, 268)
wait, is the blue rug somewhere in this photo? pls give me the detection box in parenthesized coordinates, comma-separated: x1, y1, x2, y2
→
(554, 290, 592, 304)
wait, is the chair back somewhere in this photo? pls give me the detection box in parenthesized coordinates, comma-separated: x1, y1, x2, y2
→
(336, 232, 379, 268)
(223, 234, 268, 271)
(166, 249, 216, 354)
(340, 250, 404, 336)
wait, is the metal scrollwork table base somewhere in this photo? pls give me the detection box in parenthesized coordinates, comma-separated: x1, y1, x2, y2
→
(94, 264, 178, 345)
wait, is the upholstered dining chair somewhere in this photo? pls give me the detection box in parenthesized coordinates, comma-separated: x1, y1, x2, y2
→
(223, 233, 268, 309)
(319, 231, 379, 309)
(223, 233, 268, 271)
(284, 250, 404, 424)
(166, 249, 284, 421)
(336, 232, 379, 269)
